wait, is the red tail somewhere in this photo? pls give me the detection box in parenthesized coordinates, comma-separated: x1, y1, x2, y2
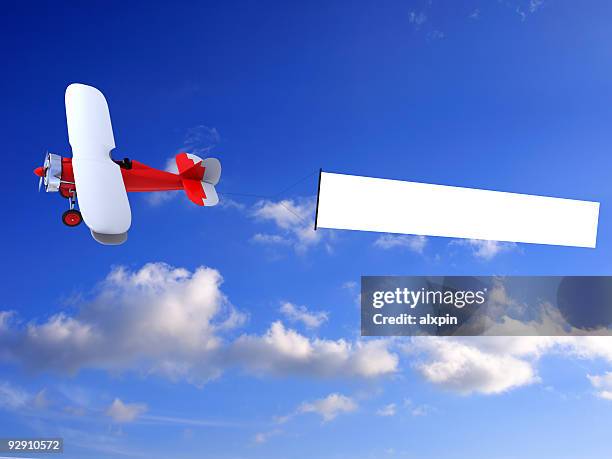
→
(176, 152, 205, 180)
(175, 152, 220, 207)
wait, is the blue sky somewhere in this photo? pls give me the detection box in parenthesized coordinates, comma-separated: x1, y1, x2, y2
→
(2, 0, 612, 458)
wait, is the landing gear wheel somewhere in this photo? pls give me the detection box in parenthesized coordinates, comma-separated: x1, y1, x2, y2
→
(62, 209, 82, 227)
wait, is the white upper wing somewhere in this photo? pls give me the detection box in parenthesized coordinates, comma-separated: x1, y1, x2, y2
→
(65, 84, 131, 236)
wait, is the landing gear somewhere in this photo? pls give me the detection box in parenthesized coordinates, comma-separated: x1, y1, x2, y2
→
(62, 209, 82, 226)
(62, 190, 82, 227)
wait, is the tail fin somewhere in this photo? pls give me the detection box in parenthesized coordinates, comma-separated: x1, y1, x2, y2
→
(175, 153, 221, 206)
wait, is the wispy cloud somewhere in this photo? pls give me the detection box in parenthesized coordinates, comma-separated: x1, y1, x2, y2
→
(588, 372, 612, 401)
(253, 429, 282, 444)
(105, 398, 147, 423)
(409, 11, 427, 29)
(0, 381, 30, 410)
(374, 234, 427, 254)
(450, 239, 517, 260)
(251, 233, 291, 246)
(279, 302, 328, 329)
(342, 281, 361, 307)
(403, 398, 432, 417)
(299, 393, 357, 421)
(278, 393, 358, 423)
(428, 30, 445, 41)
(410, 404, 433, 417)
(514, 0, 545, 21)
(250, 197, 328, 253)
(376, 403, 396, 417)
(408, 8, 444, 40)
(145, 190, 181, 206)
(181, 125, 220, 157)
(141, 413, 242, 428)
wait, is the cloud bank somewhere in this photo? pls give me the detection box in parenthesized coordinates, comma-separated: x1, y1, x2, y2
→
(0, 263, 397, 386)
(2, 264, 612, 400)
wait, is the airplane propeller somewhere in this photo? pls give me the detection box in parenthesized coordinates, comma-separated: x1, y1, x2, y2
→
(34, 152, 50, 192)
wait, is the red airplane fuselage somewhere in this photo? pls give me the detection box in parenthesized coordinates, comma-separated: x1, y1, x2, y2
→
(35, 157, 183, 198)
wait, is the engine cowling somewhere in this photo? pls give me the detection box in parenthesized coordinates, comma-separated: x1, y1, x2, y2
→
(41, 153, 62, 192)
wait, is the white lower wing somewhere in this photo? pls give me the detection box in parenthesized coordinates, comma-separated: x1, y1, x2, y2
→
(65, 84, 131, 238)
(316, 172, 599, 248)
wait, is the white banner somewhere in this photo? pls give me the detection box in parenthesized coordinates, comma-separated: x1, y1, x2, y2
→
(315, 171, 599, 248)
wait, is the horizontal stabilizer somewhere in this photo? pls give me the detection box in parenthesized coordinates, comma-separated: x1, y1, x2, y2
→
(182, 179, 219, 206)
(202, 158, 221, 185)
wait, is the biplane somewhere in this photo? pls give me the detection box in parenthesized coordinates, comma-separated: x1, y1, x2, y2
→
(34, 84, 221, 245)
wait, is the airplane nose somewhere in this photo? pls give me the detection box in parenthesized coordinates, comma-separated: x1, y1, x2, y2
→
(34, 166, 44, 177)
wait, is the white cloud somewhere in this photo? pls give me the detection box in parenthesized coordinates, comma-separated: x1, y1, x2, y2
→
(217, 197, 246, 211)
(163, 156, 179, 174)
(342, 281, 357, 290)
(0, 381, 53, 413)
(376, 403, 396, 417)
(145, 190, 181, 206)
(279, 302, 328, 329)
(402, 398, 431, 416)
(0, 263, 240, 385)
(33, 389, 50, 409)
(428, 30, 445, 41)
(298, 393, 357, 422)
(410, 405, 431, 417)
(181, 125, 220, 157)
(412, 337, 539, 395)
(451, 239, 516, 260)
(251, 233, 291, 246)
(251, 198, 327, 252)
(253, 429, 282, 444)
(409, 11, 427, 28)
(230, 322, 398, 378)
(588, 372, 612, 400)
(374, 234, 427, 254)
(342, 281, 361, 307)
(0, 381, 29, 410)
(252, 199, 308, 229)
(407, 335, 612, 396)
(529, 0, 544, 13)
(469, 8, 480, 19)
(0, 264, 398, 385)
(141, 414, 242, 428)
(6, 265, 612, 401)
(106, 398, 147, 423)
(514, 0, 545, 21)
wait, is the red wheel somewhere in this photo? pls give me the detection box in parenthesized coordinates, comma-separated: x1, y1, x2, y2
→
(62, 209, 82, 227)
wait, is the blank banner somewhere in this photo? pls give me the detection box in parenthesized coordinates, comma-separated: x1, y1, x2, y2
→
(315, 172, 600, 248)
